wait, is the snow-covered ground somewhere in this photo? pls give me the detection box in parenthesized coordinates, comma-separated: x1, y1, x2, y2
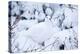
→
(8, 1, 78, 53)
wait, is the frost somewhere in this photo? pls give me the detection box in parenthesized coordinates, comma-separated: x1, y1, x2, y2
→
(8, 1, 78, 53)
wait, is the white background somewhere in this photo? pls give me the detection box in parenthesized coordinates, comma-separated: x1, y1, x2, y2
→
(0, 0, 80, 54)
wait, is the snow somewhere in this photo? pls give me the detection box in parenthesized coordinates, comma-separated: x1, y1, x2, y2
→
(25, 21, 60, 43)
(9, 1, 78, 53)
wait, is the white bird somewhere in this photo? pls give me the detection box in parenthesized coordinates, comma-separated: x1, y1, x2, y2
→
(35, 11, 45, 22)
(45, 7, 53, 16)
(62, 6, 78, 29)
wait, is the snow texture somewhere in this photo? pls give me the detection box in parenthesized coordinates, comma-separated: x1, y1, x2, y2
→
(8, 1, 78, 53)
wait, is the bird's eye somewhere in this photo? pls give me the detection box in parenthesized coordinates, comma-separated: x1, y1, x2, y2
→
(64, 26, 68, 29)
(20, 10, 24, 15)
(21, 17, 27, 20)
